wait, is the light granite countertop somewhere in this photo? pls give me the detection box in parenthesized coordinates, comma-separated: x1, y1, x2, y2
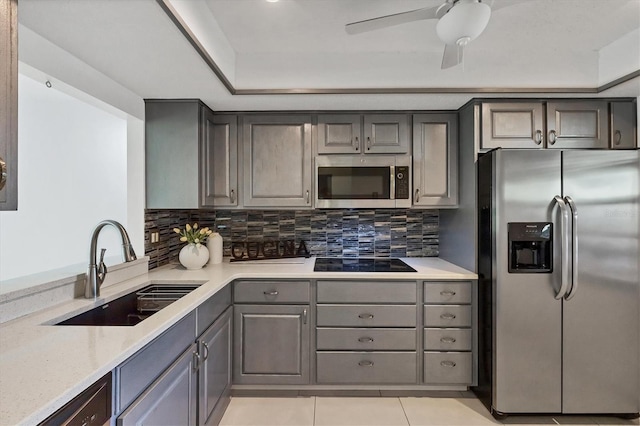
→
(0, 257, 476, 425)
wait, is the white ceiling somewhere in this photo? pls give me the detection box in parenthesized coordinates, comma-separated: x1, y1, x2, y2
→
(17, 0, 640, 112)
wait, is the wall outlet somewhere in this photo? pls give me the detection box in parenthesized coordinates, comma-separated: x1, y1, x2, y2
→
(149, 229, 160, 244)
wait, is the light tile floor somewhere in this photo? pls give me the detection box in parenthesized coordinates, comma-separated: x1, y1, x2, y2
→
(220, 393, 640, 426)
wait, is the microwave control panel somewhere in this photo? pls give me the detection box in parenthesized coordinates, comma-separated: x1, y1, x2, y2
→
(395, 166, 410, 199)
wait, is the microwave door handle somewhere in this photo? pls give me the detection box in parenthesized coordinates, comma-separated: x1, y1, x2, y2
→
(390, 166, 395, 200)
(553, 195, 570, 300)
(564, 196, 578, 300)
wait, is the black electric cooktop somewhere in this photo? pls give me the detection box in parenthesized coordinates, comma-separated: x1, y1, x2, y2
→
(313, 258, 417, 273)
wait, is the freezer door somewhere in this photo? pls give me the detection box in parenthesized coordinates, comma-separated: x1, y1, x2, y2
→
(562, 150, 640, 414)
(492, 150, 563, 413)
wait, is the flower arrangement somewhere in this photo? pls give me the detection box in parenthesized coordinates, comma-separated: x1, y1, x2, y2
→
(173, 223, 213, 247)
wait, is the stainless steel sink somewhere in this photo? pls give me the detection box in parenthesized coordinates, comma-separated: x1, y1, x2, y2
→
(56, 283, 202, 326)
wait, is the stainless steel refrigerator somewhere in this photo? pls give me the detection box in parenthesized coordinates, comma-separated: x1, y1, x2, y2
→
(474, 148, 640, 419)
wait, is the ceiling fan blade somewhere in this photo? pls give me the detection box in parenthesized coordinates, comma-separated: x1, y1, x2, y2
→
(441, 43, 462, 69)
(488, 0, 531, 13)
(345, 5, 444, 35)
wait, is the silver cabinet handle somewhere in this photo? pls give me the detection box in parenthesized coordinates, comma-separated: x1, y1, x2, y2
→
(358, 337, 374, 343)
(354, 136, 359, 151)
(440, 336, 457, 344)
(614, 130, 622, 145)
(305, 190, 310, 204)
(230, 189, 236, 204)
(0, 157, 6, 191)
(202, 342, 210, 361)
(440, 313, 456, 320)
(548, 130, 557, 145)
(358, 313, 374, 319)
(303, 308, 307, 324)
(553, 195, 571, 300)
(358, 360, 374, 367)
(366, 136, 371, 151)
(193, 351, 201, 372)
(263, 290, 279, 296)
(414, 189, 420, 203)
(440, 290, 456, 297)
(534, 130, 543, 145)
(564, 196, 579, 301)
(440, 360, 457, 368)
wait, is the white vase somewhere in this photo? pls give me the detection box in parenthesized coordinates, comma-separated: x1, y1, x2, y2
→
(179, 243, 209, 270)
(207, 233, 223, 264)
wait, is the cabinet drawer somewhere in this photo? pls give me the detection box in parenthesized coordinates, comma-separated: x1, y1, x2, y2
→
(317, 305, 416, 327)
(423, 352, 472, 384)
(317, 328, 416, 350)
(424, 282, 471, 304)
(233, 280, 310, 303)
(424, 305, 471, 327)
(317, 352, 417, 384)
(317, 281, 416, 303)
(424, 328, 472, 351)
(196, 284, 231, 337)
(116, 312, 196, 413)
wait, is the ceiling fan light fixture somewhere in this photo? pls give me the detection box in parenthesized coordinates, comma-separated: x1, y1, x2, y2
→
(436, 0, 491, 45)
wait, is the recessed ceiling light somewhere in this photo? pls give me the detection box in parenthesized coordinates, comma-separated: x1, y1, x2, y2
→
(266, 0, 279, 3)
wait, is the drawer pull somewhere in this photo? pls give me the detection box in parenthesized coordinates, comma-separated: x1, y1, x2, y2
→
(440, 360, 457, 368)
(358, 313, 374, 319)
(358, 337, 374, 343)
(440, 313, 456, 320)
(358, 360, 374, 367)
(263, 290, 279, 296)
(440, 336, 457, 344)
(440, 290, 457, 297)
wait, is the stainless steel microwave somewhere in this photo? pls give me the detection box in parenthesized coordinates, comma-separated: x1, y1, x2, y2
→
(315, 155, 411, 208)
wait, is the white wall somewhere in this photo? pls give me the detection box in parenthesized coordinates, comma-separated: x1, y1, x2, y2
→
(0, 74, 129, 281)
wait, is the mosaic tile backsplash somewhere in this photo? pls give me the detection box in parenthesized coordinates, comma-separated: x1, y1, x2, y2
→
(145, 209, 439, 270)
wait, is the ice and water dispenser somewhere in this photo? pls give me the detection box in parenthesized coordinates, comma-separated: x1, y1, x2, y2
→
(508, 222, 553, 273)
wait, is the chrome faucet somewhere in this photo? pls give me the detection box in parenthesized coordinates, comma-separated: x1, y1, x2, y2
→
(85, 220, 137, 298)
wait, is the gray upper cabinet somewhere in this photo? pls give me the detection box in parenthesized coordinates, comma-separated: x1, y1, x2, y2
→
(546, 101, 609, 149)
(0, 0, 17, 211)
(242, 115, 312, 208)
(201, 113, 238, 207)
(317, 114, 410, 154)
(317, 114, 362, 154)
(145, 100, 213, 209)
(412, 114, 458, 208)
(481, 102, 545, 149)
(610, 101, 637, 149)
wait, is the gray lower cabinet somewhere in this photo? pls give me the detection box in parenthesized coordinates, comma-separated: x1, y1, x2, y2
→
(117, 343, 198, 426)
(202, 114, 238, 207)
(198, 307, 232, 426)
(234, 304, 310, 384)
(412, 114, 458, 208)
(610, 101, 637, 149)
(242, 115, 312, 208)
(0, 0, 18, 211)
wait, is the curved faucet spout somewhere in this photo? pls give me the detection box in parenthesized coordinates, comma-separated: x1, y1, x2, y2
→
(85, 220, 138, 299)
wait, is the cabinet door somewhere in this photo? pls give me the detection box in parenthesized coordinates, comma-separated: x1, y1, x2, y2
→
(201, 113, 238, 207)
(546, 101, 609, 149)
(610, 101, 637, 149)
(198, 307, 232, 426)
(117, 343, 198, 426)
(0, 0, 18, 211)
(412, 114, 458, 208)
(481, 102, 545, 149)
(363, 114, 410, 154)
(234, 304, 310, 385)
(243, 115, 312, 208)
(317, 114, 362, 154)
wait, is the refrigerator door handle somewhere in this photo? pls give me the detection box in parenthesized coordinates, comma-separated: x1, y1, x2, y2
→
(553, 195, 571, 300)
(564, 196, 579, 300)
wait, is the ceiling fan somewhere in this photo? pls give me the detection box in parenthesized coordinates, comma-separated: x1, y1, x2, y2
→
(345, 0, 524, 69)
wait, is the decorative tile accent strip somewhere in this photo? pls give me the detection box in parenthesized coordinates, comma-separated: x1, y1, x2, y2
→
(145, 209, 439, 270)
